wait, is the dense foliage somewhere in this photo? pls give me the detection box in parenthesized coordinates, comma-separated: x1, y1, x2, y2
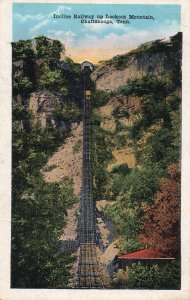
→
(12, 40, 36, 60)
(12, 36, 81, 288)
(91, 36, 181, 288)
(91, 89, 110, 108)
(53, 101, 81, 124)
(12, 100, 77, 288)
(104, 75, 181, 255)
(12, 36, 83, 104)
(91, 112, 114, 199)
(12, 36, 64, 60)
(114, 260, 180, 289)
(106, 164, 166, 252)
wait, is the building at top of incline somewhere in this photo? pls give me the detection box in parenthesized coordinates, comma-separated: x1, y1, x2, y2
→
(81, 61, 94, 73)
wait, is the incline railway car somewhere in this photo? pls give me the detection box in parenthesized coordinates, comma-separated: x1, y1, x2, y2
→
(85, 90, 91, 100)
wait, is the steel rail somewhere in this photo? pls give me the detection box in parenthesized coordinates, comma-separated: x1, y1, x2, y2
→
(77, 95, 104, 288)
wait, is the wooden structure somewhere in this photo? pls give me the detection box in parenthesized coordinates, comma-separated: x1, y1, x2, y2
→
(118, 248, 175, 269)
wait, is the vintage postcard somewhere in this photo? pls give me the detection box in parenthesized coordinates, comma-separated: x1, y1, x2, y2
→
(0, 0, 190, 299)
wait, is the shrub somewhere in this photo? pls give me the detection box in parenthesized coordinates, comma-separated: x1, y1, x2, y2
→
(13, 76, 33, 95)
(91, 89, 110, 108)
(111, 163, 130, 176)
(126, 260, 180, 289)
(72, 140, 82, 154)
(116, 134, 126, 146)
(43, 164, 57, 172)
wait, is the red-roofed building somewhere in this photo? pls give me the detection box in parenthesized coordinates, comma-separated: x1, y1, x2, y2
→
(118, 249, 175, 269)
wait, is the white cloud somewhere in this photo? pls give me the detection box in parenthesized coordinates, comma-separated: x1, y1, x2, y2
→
(47, 30, 65, 37)
(76, 28, 175, 51)
(52, 5, 71, 15)
(65, 31, 76, 37)
(83, 19, 128, 33)
(14, 13, 44, 22)
(165, 19, 180, 34)
(47, 30, 76, 48)
(112, 22, 128, 31)
(47, 29, 76, 38)
(19, 5, 72, 33)
(62, 37, 75, 48)
(30, 19, 49, 33)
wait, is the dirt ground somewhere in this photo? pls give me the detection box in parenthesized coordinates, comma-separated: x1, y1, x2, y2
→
(59, 203, 79, 241)
(43, 122, 83, 195)
(42, 122, 83, 241)
(107, 147, 136, 171)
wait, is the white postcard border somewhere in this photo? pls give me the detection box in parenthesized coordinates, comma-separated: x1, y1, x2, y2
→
(0, 0, 190, 299)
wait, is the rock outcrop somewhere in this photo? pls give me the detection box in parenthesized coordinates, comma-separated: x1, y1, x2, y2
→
(28, 90, 66, 127)
(92, 53, 168, 92)
(92, 33, 182, 92)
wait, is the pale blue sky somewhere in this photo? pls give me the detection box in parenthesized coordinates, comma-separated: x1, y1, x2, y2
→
(13, 3, 181, 62)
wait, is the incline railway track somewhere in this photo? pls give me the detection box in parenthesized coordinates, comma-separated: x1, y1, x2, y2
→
(78, 243, 104, 288)
(59, 61, 107, 288)
(77, 62, 105, 288)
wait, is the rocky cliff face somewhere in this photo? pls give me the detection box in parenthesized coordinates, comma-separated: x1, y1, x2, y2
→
(91, 53, 166, 92)
(28, 91, 66, 128)
(92, 33, 182, 92)
(92, 33, 181, 124)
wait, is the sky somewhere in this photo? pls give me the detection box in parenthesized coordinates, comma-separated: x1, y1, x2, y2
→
(13, 3, 181, 63)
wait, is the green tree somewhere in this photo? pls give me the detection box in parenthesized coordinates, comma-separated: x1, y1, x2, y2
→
(38, 62, 67, 94)
(118, 260, 180, 289)
(35, 36, 63, 59)
(12, 40, 36, 60)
